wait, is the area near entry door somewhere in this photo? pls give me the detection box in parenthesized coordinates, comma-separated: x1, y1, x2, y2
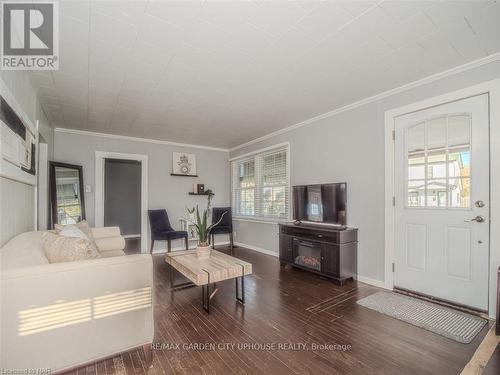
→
(394, 94, 489, 311)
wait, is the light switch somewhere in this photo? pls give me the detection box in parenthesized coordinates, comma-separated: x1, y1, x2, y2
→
(85, 185, 92, 193)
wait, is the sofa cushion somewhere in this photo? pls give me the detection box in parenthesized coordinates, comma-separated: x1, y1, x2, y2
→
(98, 250, 126, 258)
(95, 236, 126, 252)
(42, 232, 100, 263)
(1, 231, 49, 269)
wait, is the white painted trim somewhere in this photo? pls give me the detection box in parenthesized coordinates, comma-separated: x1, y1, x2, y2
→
(234, 241, 279, 257)
(54, 128, 229, 153)
(95, 151, 149, 253)
(384, 78, 500, 318)
(230, 52, 500, 152)
(123, 234, 141, 239)
(228, 142, 290, 161)
(357, 276, 389, 290)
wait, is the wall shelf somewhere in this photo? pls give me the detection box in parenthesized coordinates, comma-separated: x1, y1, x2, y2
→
(171, 173, 198, 177)
(189, 192, 210, 196)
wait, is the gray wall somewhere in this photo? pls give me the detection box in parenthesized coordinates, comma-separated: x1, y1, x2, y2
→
(53, 131, 230, 250)
(230, 60, 500, 283)
(1, 71, 54, 245)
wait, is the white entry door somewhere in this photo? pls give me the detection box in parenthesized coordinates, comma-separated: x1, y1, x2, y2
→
(394, 94, 489, 311)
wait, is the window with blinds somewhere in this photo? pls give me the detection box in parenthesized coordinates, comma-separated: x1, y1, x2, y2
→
(231, 145, 289, 221)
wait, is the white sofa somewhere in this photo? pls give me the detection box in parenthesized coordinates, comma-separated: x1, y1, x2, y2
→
(0, 227, 154, 373)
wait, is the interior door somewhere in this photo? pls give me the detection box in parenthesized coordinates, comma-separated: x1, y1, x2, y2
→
(394, 94, 489, 311)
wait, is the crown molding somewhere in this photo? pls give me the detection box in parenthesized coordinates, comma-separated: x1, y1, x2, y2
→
(53, 128, 230, 152)
(229, 52, 500, 152)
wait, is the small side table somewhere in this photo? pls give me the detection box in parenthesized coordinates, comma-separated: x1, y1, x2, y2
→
(179, 218, 198, 250)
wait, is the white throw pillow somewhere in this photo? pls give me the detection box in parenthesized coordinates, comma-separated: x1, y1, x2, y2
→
(57, 225, 89, 240)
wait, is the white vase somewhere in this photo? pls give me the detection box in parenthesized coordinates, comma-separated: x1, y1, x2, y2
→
(196, 245, 211, 259)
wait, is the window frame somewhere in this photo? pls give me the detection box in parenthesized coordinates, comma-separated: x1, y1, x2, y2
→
(230, 143, 290, 223)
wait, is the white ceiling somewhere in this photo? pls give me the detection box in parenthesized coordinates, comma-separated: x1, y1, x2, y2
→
(30, 0, 500, 149)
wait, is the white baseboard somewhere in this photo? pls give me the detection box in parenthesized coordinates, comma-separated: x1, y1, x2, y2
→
(150, 241, 230, 254)
(234, 242, 278, 257)
(356, 275, 389, 290)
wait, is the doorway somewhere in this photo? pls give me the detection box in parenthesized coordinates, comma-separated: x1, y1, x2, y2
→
(95, 152, 148, 253)
(104, 158, 141, 237)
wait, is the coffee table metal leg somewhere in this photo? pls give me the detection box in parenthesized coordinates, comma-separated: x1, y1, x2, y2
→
(169, 264, 194, 289)
(202, 270, 211, 313)
(235, 263, 245, 304)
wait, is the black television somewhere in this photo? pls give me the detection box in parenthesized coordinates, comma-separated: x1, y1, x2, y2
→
(292, 183, 347, 226)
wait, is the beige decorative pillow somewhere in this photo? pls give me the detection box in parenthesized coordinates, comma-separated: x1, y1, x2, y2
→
(55, 221, 99, 254)
(42, 232, 100, 263)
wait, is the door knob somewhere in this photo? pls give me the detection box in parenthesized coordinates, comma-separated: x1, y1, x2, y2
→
(475, 200, 485, 208)
(464, 215, 485, 223)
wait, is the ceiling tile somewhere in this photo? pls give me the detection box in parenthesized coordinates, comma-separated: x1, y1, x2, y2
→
(248, 2, 307, 37)
(379, 1, 435, 21)
(295, 2, 354, 40)
(466, 2, 500, 55)
(60, 0, 90, 24)
(339, 1, 377, 17)
(145, 0, 204, 30)
(90, 0, 147, 26)
(90, 11, 139, 48)
(201, 1, 259, 29)
(136, 13, 186, 50)
(424, 0, 495, 26)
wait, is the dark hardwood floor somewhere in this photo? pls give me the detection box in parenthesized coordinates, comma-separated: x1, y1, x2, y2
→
(65, 245, 493, 375)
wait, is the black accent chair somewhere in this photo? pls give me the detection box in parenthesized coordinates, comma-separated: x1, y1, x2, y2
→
(210, 207, 233, 254)
(148, 209, 188, 253)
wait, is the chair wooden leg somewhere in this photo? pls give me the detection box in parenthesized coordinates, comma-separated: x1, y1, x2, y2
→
(150, 240, 154, 254)
(185, 236, 189, 250)
(211, 234, 215, 249)
(142, 343, 153, 369)
(167, 240, 171, 253)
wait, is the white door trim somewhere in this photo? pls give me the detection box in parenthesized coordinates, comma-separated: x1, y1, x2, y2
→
(95, 151, 148, 253)
(385, 78, 500, 318)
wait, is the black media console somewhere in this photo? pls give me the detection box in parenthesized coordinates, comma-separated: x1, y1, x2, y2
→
(279, 223, 358, 286)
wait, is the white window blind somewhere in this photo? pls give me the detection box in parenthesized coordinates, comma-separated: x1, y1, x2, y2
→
(231, 145, 289, 221)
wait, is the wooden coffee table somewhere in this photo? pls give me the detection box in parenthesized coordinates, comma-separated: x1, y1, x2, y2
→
(165, 250, 252, 313)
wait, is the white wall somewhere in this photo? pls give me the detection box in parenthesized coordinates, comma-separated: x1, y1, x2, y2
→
(53, 131, 230, 251)
(0, 71, 54, 245)
(230, 59, 500, 284)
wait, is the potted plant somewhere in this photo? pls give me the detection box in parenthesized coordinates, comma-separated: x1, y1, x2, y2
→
(186, 192, 225, 259)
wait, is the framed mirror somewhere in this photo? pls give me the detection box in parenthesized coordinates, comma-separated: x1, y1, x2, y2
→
(49, 161, 86, 228)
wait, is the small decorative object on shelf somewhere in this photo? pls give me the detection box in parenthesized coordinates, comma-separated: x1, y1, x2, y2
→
(193, 183, 205, 194)
(185, 190, 224, 259)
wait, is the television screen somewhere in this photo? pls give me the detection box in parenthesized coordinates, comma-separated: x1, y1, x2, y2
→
(292, 183, 347, 225)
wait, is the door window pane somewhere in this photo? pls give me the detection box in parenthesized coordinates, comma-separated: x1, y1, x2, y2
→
(449, 178, 470, 208)
(426, 116, 447, 150)
(427, 150, 446, 179)
(408, 180, 425, 207)
(408, 122, 425, 152)
(408, 152, 425, 180)
(406, 113, 472, 209)
(426, 179, 447, 207)
(448, 115, 470, 147)
(448, 148, 470, 178)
